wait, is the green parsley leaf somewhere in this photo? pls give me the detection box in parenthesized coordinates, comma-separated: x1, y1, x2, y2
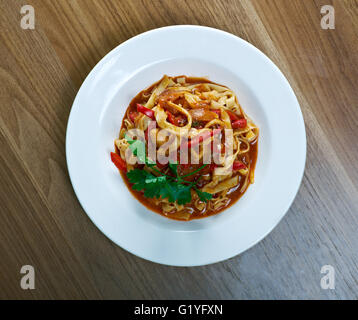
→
(194, 188, 213, 202)
(168, 162, 179, 176)
(128, 169, 167, 199)
(124, 134, 212, 206)
(174, 183, 193, 205)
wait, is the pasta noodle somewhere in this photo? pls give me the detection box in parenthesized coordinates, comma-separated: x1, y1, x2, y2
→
(112, 75, 259, 220)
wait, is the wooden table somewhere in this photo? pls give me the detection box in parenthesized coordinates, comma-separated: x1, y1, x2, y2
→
(0, 0, 357, 299)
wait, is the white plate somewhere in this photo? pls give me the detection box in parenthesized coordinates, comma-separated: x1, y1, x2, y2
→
(66, 25, 306, 266)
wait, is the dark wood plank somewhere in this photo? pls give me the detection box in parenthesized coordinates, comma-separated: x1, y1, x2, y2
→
(0, 0, 357, 299)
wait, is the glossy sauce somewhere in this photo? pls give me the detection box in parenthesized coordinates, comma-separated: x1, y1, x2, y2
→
(117, 76, 258, 220)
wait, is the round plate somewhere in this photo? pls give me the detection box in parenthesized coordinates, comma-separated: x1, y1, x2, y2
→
(66, 26, 306, 266)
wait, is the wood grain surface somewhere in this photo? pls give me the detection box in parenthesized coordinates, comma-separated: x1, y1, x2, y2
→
(0, 0, 357, 299)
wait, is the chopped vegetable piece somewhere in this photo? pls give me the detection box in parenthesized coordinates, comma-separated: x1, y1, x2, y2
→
(232, 119, 247, 129)
(189, 108, 218, 122)
(166, 111, 186, 126)
(233, 161, 246, 170)
(123, 136, 212, 205)
(226, 110, 239, 121)
(166, 111, 176, 124)
(137, 103, 155, 120)
(111, 152, 127, 172)
(194, 187, 213, 202)
(129, 111, 139, 123)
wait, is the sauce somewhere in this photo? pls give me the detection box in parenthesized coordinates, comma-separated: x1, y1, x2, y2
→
(117, 76, 258, 220)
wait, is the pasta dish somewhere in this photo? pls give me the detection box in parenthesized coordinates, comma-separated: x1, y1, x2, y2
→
(111, 75, 258, 220)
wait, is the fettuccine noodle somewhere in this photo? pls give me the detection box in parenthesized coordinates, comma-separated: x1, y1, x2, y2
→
(113, 75, 259, 221)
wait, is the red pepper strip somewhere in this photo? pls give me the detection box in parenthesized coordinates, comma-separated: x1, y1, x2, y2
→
(166, 111, 177, 125)
(233, 161, 246, 170)
(167, 111, 187, 127)
(111, 152, 127, 172)
(226, 110, 239, 121)
(232, 118, 247, 129)
(137, 103, 155, 120)
(129, 111, 139, 123)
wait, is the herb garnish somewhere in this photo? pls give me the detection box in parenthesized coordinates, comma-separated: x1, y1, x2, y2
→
(125, 135, 212, 205)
